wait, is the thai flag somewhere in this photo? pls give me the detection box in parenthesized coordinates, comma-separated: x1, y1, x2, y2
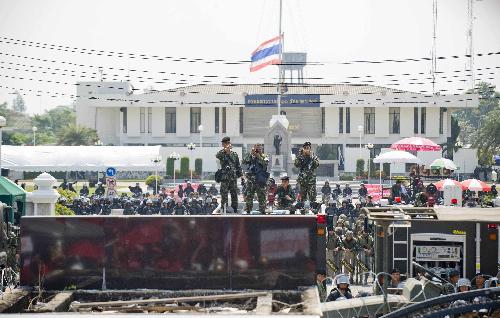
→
(250, 35, 282, 72)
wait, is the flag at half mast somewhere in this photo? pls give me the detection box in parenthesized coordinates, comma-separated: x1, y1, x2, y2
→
(250, 35, 282, 72)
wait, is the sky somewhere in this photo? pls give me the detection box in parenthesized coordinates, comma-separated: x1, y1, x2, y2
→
(0, 0, 499, 114)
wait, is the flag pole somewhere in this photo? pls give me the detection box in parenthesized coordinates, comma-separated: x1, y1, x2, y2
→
(277, 0, 283, 116)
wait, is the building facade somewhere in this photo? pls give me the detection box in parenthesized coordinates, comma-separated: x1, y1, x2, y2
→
(75, 81, 478, 174)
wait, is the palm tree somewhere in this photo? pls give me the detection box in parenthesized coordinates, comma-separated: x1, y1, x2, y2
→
(57, 124, 99, 146)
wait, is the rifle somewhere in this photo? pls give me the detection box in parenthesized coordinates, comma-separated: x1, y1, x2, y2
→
(338, 236, 355, 274)
(327, 259, 339, 273)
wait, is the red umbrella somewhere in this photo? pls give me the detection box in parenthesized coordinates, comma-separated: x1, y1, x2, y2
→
(391, 137, 441, 152)
(461, 179, 491, 192)
(435, 179, 464, 191)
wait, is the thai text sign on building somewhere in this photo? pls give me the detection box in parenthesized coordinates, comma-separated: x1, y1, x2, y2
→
(245, 94, 321, 107)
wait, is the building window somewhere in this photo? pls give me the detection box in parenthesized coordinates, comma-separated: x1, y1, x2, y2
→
(147, 107, 152, 133)
(346, 107, 351, 134)
(389, 107, 400, 134)
(190, 107, 201, 133)
(321, 108, 325, 134)
(222, 107, 227, 134)
(239, 107, 243, 134)
(215, 107, 219, 133)
(421, 107, 426, 134)
(140, 107, 145, 133)
(122, 108, 127, 133)
(364, 107, 375, 134)
(165, 107, 176, 133)
(439, 107, 444, 134)
(414, 107, 419, 134)
(339, 107, 343, 133)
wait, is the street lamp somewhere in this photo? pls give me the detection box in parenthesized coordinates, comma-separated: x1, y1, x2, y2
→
(169, 152, 180, 187)
(0, 116, 6, 173)
(357, 125, 364, 158)
(198, 124, 204, 179)
(365, 143, 374, 184)
(32, 126, 37, 146)
(186, 142, 196, 183)
(151, 156, 162, 195)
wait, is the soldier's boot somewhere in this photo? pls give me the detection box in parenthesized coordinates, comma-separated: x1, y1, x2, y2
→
(231, 204, 238, 214)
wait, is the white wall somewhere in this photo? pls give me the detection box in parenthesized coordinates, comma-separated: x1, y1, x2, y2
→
(226, 107, 240, 136)
(96, 108, 119, 145)
(400, 107, 414, 137)
(151, 107, 165, 137)
(324, 107, 339, 137)
(375, 107, 389, 137)
(159, 146, 243, 172)
(417, 150, 442, 167)
(426, 107, 439, 137)
(127, 107, 140, 137)
(350, 108, 363, 138)
(176, 107, 190, 137)
(201, 107, 215, 137)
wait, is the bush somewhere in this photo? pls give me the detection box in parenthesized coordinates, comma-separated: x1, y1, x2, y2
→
(356, 159, 365, 176)
(145, 175, 161, 187)
(195, 158, 203, 177)
(166, 158, 175, 177)
(339, 175, 355, 181)
(180, 157, 190, 178)
(383, 163, 390, 176)
(57, 188, 78, 203)
(56, 203, 75, 215)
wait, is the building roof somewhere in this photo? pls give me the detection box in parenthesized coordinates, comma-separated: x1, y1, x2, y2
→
(144, 83, 413, 96)
(0, 176, 26, 197)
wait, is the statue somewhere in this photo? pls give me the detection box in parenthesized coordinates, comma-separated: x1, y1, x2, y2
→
(273, 134, 282, 155)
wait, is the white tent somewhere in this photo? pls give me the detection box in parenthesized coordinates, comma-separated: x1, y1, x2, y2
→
(1, 146, 164, 172)
(373, 150, 421, 187)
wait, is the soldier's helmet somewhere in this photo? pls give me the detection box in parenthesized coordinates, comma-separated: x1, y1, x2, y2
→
(335, 227, 343, 235)
(346, 230, 353, 237)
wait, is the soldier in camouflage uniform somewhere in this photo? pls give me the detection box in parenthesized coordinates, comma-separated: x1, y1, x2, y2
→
(294, 142, 320, 202)
(276, 175, 295, 212)
(242, 143, 269, 214)
(327, 227, 344, 276)
(357, 228, 374, 284)
(216, 137, 242, 213)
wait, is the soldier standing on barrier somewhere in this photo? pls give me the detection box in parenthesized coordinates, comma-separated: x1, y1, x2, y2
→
(276, 175, 295, 212)
(242, 143, 269, 214)
(216, 137, 242, 213)
(294, 142, 319, 203)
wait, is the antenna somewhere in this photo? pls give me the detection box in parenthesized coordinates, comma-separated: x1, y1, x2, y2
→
(431, 0, 438, 95)
(466, 0, 475, 90)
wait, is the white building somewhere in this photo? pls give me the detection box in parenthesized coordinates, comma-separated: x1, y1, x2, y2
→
(75, 81, 479, 175)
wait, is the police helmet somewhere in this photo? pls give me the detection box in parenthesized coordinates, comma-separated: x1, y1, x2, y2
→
(336, 275, 350, 285)
(146, 199, 153, 204)
(457, 278, 471, 288)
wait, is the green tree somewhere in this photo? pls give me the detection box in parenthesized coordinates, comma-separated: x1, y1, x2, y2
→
(180, 157, 190, 178)
(455, 82, 499, 144)
(57, 124, 98, 145)
(195, 158, 203, 177)
(166, 158, 175, 177)
(12, 91, 26, 113)
(473, 107, 500, 165)
(32, 106, 76, 133)
(356, 159, 365, 177)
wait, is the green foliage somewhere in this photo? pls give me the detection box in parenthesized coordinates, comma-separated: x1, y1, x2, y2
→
(57, 124, 99, 145)
(356, 159, 365, 176)
(57, 188, 78, 203)
(316, 145, 338, 160)
(473, 107, 500, 165)
(12, 91, 26, 113)
(145, 175, 161, 187)
(195, 158, 203, 176)
(383, 163, 390, 176)
(55, 203, 75, 216)
(180, 157, 190, 178)
(339, 175, 355, 181)
(166, 158, 175, 177)
(455, 82, 500, 145)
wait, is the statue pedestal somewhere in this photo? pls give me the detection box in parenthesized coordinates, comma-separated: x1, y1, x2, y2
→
(271, 154, 286, 177)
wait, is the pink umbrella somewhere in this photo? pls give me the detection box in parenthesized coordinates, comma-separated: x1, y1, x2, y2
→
(435, 179, 464, 191)
(391, 137, 441, 152)
(461, 179, 491, 192)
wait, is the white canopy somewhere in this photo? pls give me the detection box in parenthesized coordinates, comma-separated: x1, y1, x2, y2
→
(373, 150, 421, 164)
(1, 146, 164, 172)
